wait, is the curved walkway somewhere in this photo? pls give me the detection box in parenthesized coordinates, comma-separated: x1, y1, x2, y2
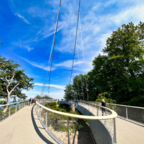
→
(0, 105, 57, 144)
(0, 103, 144, 144)
(80, 103, 144, 144)
(116, 118, 144, 144)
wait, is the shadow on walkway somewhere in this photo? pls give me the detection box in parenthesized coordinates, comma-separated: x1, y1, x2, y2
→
(31, 105, 55, 144)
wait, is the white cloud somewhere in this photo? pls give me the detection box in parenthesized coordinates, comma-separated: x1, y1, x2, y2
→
(12, 40, 34, 52)
(18, 56, 53, 71)
(104, 0, 116, 7)
(111, 5, 144, 25)
(24, 45, 34, 51)
(49, 90, 64, 100)
(10, 0, 144, 83)
(55, 60, 85, 68)
(54, 60, 93, 73)
(34, 83, 65, 90)
(36, 22, 64, 40)
(16, 13, 30, 24)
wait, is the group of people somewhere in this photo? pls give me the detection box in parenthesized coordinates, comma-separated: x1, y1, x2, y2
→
(29, 98, 36, 105)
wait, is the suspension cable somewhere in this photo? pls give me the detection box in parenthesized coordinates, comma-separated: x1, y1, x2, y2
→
(40, 40, 53, 96)
(79, 15, 89, 100)
(48, 0, 62, 93)
(69, 0, 81, 84)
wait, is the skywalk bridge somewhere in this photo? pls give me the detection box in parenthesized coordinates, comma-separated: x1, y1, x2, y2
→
(0, 100, 144, 144)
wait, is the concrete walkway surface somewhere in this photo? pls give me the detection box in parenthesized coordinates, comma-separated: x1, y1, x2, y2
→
(116, 118, 144, 144)
(0, 105, 57, 144)
(0, 103, 144, 144)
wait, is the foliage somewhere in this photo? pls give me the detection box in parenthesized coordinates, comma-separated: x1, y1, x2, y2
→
(45, 102, 79, 115)
(96, 92, 116, 103)
(64, 84, 75, 100)
(64, 22, 144, 106)
(0, 56, 33, 112)
(73, 74, 89, 100)
(0, 56, 33, 99)
(0, 100, 7, 104)
(64, 74, 89, 101)
(44, 102, 85, 133)
(35, 95, 52, 100)
(91, 22, 144, 106)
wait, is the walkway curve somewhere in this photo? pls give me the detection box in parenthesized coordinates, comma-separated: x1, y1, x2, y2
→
(0, 105, 57, 144)
(0, 103, 144, 144)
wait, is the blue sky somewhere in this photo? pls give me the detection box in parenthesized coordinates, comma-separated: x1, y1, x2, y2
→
(1, 0, 144, 100)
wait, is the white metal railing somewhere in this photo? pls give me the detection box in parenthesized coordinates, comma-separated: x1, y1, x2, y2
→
(0, 101, 29, 122)
(36, 101, 117, 144)
(88, 101, 144, 126)
(106, 103, 144, 125)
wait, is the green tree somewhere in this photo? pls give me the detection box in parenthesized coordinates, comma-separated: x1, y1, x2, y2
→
(73, 74, 89, 100)
(42, 95, 52, 99)
(96, 92, 116, 103)
(89, 22, 144, 105)
(35, 95, 42, 99)
(0, 56, 33, 112)
(64, 84, 74, 100)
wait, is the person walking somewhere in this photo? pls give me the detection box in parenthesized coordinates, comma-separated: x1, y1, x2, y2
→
(101, 99, 106, 116)
(29, 98, 32, 105)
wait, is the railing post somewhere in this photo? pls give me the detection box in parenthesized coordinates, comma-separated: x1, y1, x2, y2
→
(95, 104, 97, 116)
(45, 112, 47, 130)
(67, 117, 70, 144)
(97, 106, 99, 116)
(15, 105, 17, 113)
(9, 107, 11, 117)
(36, 104, 38, 113)
(113, 118, 117, 144)
(40, 107, 41, 119)
(126, 107, 128, 119)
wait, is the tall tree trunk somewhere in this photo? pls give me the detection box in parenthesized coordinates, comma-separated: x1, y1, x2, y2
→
(3, 93, 10, 113)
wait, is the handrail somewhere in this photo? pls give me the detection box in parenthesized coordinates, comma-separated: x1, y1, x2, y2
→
(89, 101, 144, 109)
(36, 101, 117, 120)
(106, 103, 144, 109)
(0, 101, 27, 107)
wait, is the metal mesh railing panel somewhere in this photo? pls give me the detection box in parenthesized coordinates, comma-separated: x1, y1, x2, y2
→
(0, 106, 9, 121)
(47, 111, 68, 144)
(0, 101, 28, 122)
(127, 107, 144, 124)
(114, 105, 126, 118)
(78, 102, 115, 143)
(36, 101, 117, 144)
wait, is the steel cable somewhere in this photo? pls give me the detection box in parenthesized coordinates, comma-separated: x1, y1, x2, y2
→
(69, 0, 81, 84)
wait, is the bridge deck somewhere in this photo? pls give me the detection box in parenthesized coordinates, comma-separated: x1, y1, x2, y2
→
(0, 105, 57, 144)
(80, 103, 144, 144)
(0, 104, 144, 144)
(116, 118, 144, 144)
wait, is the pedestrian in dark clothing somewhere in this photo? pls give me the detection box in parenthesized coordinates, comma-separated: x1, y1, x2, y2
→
(101, 99, 106, 116)
(29, 98, 32, 105)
